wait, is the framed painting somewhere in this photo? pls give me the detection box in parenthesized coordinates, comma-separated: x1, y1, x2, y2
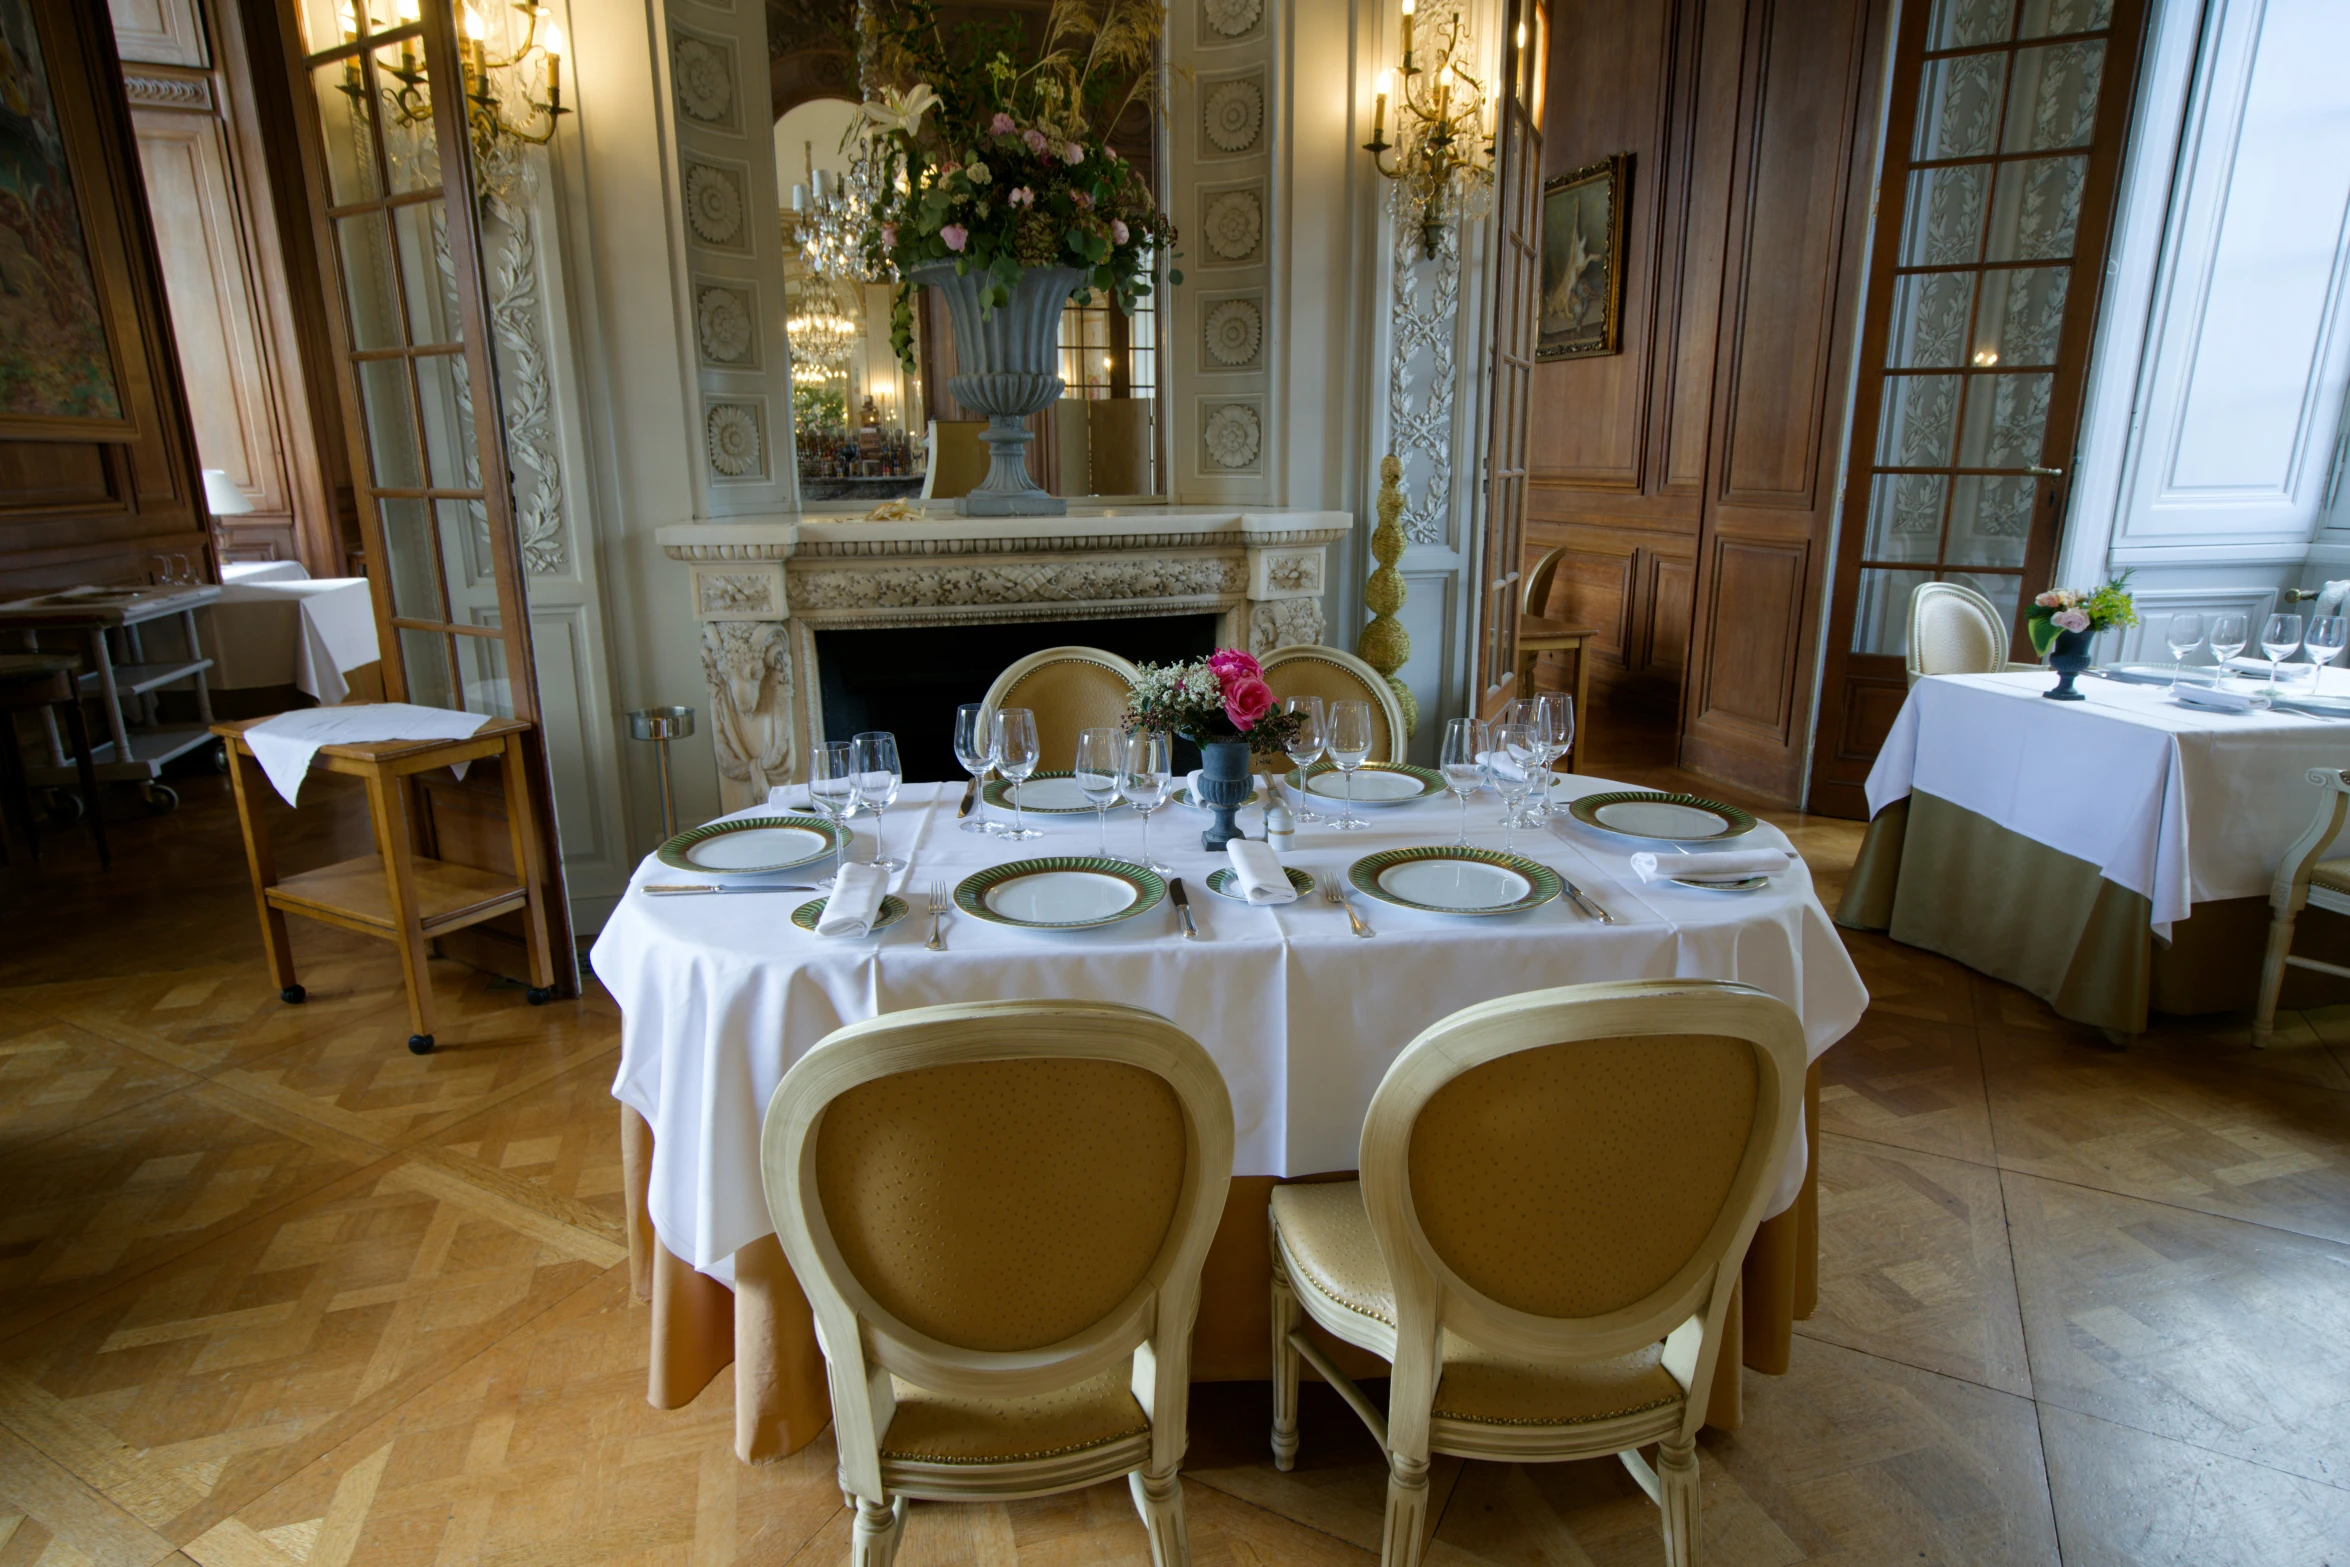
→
(0, 0, 133, 438)
(1536, 153, 1629, 361)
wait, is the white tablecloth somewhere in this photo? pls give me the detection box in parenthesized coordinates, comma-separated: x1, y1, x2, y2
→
(201, 578, 379, 703)
(220, 560, 311, 584)
(593, 776, 1869, 1282)
(1866, 670, 2350, 936)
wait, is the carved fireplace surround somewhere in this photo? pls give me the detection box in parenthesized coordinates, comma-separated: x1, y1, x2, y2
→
(657, 507, 1351, 808)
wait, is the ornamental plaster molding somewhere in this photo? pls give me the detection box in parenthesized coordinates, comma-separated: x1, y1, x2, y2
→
(788, 557, 1250, 613)
(1249, 597, 1326, 655)
(701, 621, 793, 799)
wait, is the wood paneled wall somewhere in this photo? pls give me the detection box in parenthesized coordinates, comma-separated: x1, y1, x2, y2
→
(1524, 0, 1886, 803)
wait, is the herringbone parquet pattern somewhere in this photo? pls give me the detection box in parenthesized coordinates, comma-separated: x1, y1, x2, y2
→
(2, 771, 2347, 1565)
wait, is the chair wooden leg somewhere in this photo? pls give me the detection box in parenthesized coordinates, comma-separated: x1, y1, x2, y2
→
(1380, 1454, 1431, 1567)
(1132, 1468, 1190, 1567)
(366, 772, 438, 1052)
(1270, 1248, 1302, 1471)
(1571, 640, 1593, 773)
(2253, 908, 2297, 1046)
(1658, 1436, 1700, 1567)
(849, 1494, 905, 1567)
(57, 697, 107, 870)
(0, 717, 37, 861)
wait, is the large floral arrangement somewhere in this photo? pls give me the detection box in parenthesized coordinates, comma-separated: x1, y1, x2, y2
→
(851, 0, 1180, 365)
(1126, 650, 1304, 751)
(2026, 574, 2136, 657)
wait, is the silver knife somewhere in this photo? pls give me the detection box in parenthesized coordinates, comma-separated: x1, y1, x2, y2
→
(1169, 878, 1201, 939)
(957, 777, 979, 817)
(1559, 877, 1614, 923)
(644, 883, 823, 896)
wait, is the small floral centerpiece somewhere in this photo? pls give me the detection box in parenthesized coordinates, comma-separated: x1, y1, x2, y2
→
(1125, 650, 1303, 752)
(2025, 576, 2138, 657)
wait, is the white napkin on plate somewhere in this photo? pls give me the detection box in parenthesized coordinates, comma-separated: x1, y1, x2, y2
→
(1225, 838, 1298, 903)
(815, 862, 889, 936)
(2175, 683, 2260, 713)
(1629, 848, 1793, 885)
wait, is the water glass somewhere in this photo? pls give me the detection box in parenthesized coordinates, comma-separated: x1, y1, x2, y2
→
(2210, 613, 2249, 672)
(807, 741, 858, 884)
(852, 731, 905, 871)
(1075, 726, 1124, 857)
(2262, 613, 2304, 685)
(952, 702, 999, 835)
(2307, 616, 2347, 673)
(1119, 730, 1175, 874)
(1440, 718, 1487, 846)
(1325, 700, 1373, 831)
(1489, 722, 1538, 854)
(992, 707, 1043, 841)
(2164, 613, 2204, 689)
(1281, 695, 1326, 823)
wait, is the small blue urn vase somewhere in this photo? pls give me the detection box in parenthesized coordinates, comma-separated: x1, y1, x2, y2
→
(1197, 738, 1254, 852)
(2045, 628, 2093, 701)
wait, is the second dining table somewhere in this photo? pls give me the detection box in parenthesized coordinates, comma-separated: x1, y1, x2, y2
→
(591, 768, 1869, 1462)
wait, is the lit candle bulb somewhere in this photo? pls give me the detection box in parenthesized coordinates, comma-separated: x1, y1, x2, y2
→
(1400, 0, 1415, 72)
(1373, 68, 1391, 142)
(539, 14, 565, 107)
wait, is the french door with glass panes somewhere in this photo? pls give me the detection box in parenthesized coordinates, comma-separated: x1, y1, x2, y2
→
(281, 0, 576, 975)
(1806, 0, 2147, 817)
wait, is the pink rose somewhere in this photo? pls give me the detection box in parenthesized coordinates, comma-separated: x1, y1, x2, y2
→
(1223, 675, 1275, 732)
(1208, 648, 1261, 683)
(1023, 128, 1049, 154)
(880, 222, 898, 249)
(940, 224, 968, 252)
(2052, 609, 2090, 633)
(1063, 142, 1085, 164)
(990, 112, 1015, 135)
(1110, 218, 1129, 244)
(1072, 190, 1093, 209)
(2033, 591, 2065, 608)
(1008, 186, 1034, 207)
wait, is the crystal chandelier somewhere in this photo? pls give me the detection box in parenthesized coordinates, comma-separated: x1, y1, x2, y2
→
(1362, 0, 1496, 260)
(785, 141, 891, 283)
(786, 272, 861, 379)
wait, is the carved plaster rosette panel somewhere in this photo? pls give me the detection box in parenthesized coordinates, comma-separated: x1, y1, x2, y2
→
(670, 25, 742, 133)
(691, 562, 785, 620)
(1200, 399, 1264, 474)
(694, 280, 759, 368)
(1200, 73, 1266, 159)
(1199, 183, 1266, 264)
(1200, 294, 1264, 373)
(1201, 0, 1263, 43)
(1247, 546, 1325, 600)
(705, 400, 768, 480)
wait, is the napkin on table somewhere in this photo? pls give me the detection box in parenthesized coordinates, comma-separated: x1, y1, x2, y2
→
(2175, 683, 2260, 713)
(1629, 848, 1794, 885)
(1225, 839, 1298, 904)
(815, 862, 890, 937)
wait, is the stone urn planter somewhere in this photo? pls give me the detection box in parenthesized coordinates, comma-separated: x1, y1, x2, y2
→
(1194, 736, 1255, 852)
(908, 260, 1087, 516)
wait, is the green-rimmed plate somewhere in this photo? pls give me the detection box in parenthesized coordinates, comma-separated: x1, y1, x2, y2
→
(954, 856, 1167, 930)
(1347, 846, 1562, 916)
(1203, 865, 1316, 901)
(656, 815, 850, 876)
(1290, 761, 1447, 805)
(1567, 790, 1756, 846)
(982, 771, 1111, 814)
(789, 894, 912, 933)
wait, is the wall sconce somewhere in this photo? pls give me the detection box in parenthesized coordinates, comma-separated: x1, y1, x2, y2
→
(1363, 0, 1496, 260)
(347, 1, 569, 159)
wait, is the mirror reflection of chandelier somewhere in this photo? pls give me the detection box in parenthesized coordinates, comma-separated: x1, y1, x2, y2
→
(786, 272, 860, 381)
(785, 140, 893, 284)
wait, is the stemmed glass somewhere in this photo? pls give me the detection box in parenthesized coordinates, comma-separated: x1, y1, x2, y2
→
(2307, 616, 2347, 679)
(1532, 694, 1574, 820)
(852, 732, 905, 871)
(1489, 722, 1538, 854)
(2165, 613, 2205, 691)
(807, 741, 858, 885)
(992, 708, 1043, 841)
(2262, 613, 2304, 688)
(1325, 700, 1373, 831)
(1075, 726, 1123, 857)
(1281, 695, 1326, 823)
(1119, 730, 1175, 875)
(1440, 718, 1487, 846)
(952, 702, 999, 835)
(2210, 613, 2249, 676)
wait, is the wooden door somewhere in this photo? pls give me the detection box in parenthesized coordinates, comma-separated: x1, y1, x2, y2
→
(1473, 0, 1549, 718)
(278, 0, 575, 980)
(1805, 0, 2149, 818)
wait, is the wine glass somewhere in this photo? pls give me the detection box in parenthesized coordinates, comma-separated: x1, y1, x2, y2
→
(991, 708, 1043, 842)
(1533, 693, 1575, 819)
(2262, 613, 2304, 687)
(2307, 616, 2347, 681)
(952, 702, 999, 835)
(2165, 613, 2204, 690)
(1281, 695, 1326, 824)
(1489, 722, 1538, 854)
(807, 741, 858, 885)
(2210, 613, 2249, 674)
(1119, 730, 1175, 875)
(1325, 700, 1373, 831)
(852, 732, 904, 871)
(1075, 726, 1124, 857)
(1440, 718, 1487, 846)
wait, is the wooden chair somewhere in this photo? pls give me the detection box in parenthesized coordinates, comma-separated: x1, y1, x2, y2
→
(1268, 979, 1807, 1567)
(1259, 645, 1407, 764)
(979, 646, 1140, 771)
(1515, 546, 1599, 770)
(2255, 766, 2350, 1044)
(760, 999, 1235, 1567)
(920, 420, 992, 502)
(1905, 581, 2037, 688)
(0, 652, 109, 869)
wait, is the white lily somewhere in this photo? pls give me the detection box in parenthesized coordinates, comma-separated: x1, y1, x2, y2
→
(860, 83, 940, 140)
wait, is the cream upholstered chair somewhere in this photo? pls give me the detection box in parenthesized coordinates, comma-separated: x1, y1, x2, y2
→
(1905, 581, 2038, 688)
(1259, 645, 1407, 763)
(1268, 979, 1806, 1567)
(761, 1000, 1234, 1567)
(979, 646, 1141, 771)
(2255, 767, 2350, 1043)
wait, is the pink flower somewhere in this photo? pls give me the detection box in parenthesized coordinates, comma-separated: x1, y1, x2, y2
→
(940, 223, 968, 252)
(1222, 675, 1275, 732)
(1110, 218, 1129, 244)
(1063, 142, 1085, 164)
(2052, 609, 2090, 633)
(1008, 186, 1034, 207)
(2034, 591, 2065, 608)
(880, 222, 898, 249)
(1107, 146, 1121, 162)
(1072, 190, 1093, 209)
(1208, 648, 1262, 683)
(1023, 128, 1049, 154)
(990, 112, 1015, 135)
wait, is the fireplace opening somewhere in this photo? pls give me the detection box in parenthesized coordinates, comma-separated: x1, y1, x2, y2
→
(816, 613, 1221, 781)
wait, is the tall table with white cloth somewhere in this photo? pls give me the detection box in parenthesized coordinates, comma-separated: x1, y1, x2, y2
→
(1840, 669, 2350, 1033)
(592, 775, 1868, 1462)
(200, 577, 381, 705)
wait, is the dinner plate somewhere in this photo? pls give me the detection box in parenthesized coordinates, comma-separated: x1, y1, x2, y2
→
(656, 815, 850, 875)
(1567, 791, 1756, 846)
(1174, 780, 1271, 812)
(1667, 874, 1769, 893)
(1291, 761, 1447, 805)
(982, 772, 1112, 814)
(1346, 846, 1562, 916)
(954, 857, 1167, 929)
(1203, 865, 1316, 901)
(789, 894, 912, 933)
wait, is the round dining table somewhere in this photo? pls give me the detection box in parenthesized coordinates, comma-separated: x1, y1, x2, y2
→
(591, 772, 1868, 1462)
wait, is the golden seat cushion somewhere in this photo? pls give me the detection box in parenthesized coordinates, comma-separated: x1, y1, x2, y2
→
(996, 658, 1136, 772)
(1269, 1180, 1395, 1326)
(2309, 858, 2350, 896)
(1431, 1334, 1682, 1427)
(880, 1365, 1149, 1465)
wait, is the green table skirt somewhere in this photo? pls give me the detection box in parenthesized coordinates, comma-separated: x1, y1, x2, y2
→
(1835, 792, 2350, 1034)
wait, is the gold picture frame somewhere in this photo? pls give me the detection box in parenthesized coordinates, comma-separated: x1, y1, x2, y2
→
(1536, 153, 1630, 361)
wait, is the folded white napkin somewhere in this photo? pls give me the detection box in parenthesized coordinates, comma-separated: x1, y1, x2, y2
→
(1629, 848, 1794, 885)
(815, 862, 889, 937)
(1183, 768, 1204, 804)
(1225, 838, 1298, 904)
(2175, 683, 2260, 713)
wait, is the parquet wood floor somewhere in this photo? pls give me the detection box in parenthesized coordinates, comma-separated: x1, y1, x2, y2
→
(3, 770, 2346, 1564)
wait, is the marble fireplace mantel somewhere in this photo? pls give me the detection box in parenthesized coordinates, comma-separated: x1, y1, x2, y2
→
(656, 506, 1351, 807)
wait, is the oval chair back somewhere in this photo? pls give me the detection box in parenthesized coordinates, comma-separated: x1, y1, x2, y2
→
(1259, 645, 1407, 764)
(1522, 545, 1570, 617)
(979, 646, 1142, 772)
(1906, 581, 2012, 688)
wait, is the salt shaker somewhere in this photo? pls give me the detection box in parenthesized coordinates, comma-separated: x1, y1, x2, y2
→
(1264, 803, 1296, 855)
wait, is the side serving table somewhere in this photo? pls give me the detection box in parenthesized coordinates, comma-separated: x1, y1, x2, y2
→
(0, 584, 221, 812)
(214, 714, 557, 1054)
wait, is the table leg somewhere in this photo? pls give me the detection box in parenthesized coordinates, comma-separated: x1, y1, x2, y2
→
(58, 697, 109, 870)
(366, 769, 439, 1050)
(1570, 636, 1593, 773)
(226, 741, 297, 997)
(499, 731, 557, 996)
(183, 610, 214, 725)
(88, 628, 130, 768)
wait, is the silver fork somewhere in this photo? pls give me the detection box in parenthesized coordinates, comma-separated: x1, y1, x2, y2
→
(925, 881, 947, 950)
(1323, 880, 1374, 937)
